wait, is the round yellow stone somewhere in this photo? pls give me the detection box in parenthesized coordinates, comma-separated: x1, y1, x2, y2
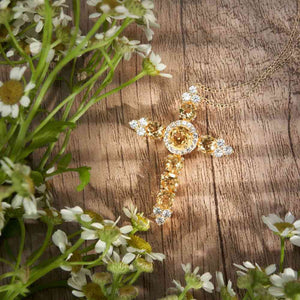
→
(160, 172, 179, 193)
(164, 121, 198, 155)
(179, 101, 197, 121)
(198, 135, 218, 153)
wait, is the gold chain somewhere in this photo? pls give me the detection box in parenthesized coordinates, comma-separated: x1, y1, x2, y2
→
(196, 1, 300, 108)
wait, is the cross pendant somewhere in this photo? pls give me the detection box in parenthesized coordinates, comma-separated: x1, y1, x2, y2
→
(129, 86, 234, 225)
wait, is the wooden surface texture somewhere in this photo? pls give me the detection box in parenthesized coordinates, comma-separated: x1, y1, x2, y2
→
(4, 0, 300, 299)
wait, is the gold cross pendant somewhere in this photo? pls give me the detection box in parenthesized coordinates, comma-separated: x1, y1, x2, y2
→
(129, 86, 233, 225)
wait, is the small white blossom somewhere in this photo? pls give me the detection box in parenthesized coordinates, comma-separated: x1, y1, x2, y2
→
(216, 271, 236, 297)
(234, 261, 276, 277)
(262, 212, 300, 246)
(68, 268, 91, 298)
(0, 67, 34, 118)
(61, 206, 84, 222)
(269, 268, 298, 298)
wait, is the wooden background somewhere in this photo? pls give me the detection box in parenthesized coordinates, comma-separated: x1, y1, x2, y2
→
(9, 0, 300, 299)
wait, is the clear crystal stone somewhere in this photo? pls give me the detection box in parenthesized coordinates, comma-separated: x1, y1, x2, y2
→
(139, 118, 148, 126)
(213, 148, 223, 158)
(182, 92, 191, 101)
(137, 127, 146, 136)
(153, 207, 162, 215)
(217, 139, 225, 147)
(189, 86, 197, 94)
(223, 145, 233, 155)
(129, 120, 138, 129)
(162, 209, 172, 218)
(191, 95, 201, 103)
(156, 216, 165, 225)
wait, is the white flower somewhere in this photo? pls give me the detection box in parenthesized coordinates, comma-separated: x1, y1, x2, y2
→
(262, 212, 300, 246)
(81, 217, 133, 255)
(52, 230, 71, 253)
(67, 268, 91, 298)
(143, 52, 172, 78)
(269, 268, 298, 298)
(61, 206, 84, 222)
(0, 0, 10, 9)
(88, 0, 129, 20)
(181, 263, 214, 293)
(234, 261, 276, 277)
(216, 271, 236, 297)
(0, 67, 34, 118)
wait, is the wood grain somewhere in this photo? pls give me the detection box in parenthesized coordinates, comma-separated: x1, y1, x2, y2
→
(2, 0, 300, 299)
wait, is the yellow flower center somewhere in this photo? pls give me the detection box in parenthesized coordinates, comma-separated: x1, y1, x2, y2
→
(128, 234, 152, 253)
(274, 222, 295, 233)
(82, 282, 105, 300)
(0, 80, 24, 105)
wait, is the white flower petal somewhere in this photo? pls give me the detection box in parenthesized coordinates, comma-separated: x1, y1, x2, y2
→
(122, 253, 135, 264)
(290, 235, 300, 247)
(10, 66, 26, 81)
(95, 239, 106, 253)
(20, 96, 30, 107)
(265, 264, 276, 275)
(285, 212, 295, 223)
(11, 104, 19, 118)
(120, 225, 133, 234)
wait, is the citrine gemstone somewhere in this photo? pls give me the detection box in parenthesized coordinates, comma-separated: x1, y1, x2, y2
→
(156, 191, 175, 209)
(198, 135, 218, 153)
(165, 154, 184, 173)
(160, 172, 179, 192)
(169, 126, 194, 150)
(179, 101, 197, 121)
(145, 121, 165, 139)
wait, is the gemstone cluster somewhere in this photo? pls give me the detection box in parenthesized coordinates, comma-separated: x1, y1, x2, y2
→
(152, 154, 184, 225)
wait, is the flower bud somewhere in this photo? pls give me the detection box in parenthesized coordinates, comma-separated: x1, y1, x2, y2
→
(133, 257, 153, 273)
(81, 282, 105, 299)
(0, 8, 11, 25)
(118, 285, 139, 300)
(107, 262, 130, 275)
(185, 273, 203, 289)
(40, 208, 62, 225)
(98, 225, 121, 245)
(92, 272, 112, 285)
(128, 235, 152, 253)
(124, 0, 146, 17)
(131, 214, 150, 232)
(142, 58, 159, 76)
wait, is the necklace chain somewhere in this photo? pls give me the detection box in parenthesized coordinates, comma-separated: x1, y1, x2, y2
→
(196, 1, 300, 108)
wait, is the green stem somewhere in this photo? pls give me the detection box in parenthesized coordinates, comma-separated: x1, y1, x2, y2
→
(11, 14, 107, 158)
(178, 285, 191, 300)
(70, 71, 147, 122)
(4, 22, 35, 72)
(26, 223, 54, 267)
(110, 274, 120, 299)
(128, 270, 142, 285)
(11, 218, 25, 283)
(279, 237, 285, 272)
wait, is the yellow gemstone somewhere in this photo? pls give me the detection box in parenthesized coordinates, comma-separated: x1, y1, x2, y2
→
(165, 154, 184, 173)
(179, 101, 197, 121)
(160, 172, 179, 193)
(156, 190, 175, 209)
(168, 126, 194, 151)
(145, 121, 165, 139)
(198, 135, 218, 153)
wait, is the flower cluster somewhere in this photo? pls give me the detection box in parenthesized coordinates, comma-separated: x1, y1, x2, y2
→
(50, 205, 165, 299)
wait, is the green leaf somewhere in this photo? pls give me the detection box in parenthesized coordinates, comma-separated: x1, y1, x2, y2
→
(57, 153, 72, 170)
(74, 166, 91, 191)
(20, 121, 76, 159)
(30, 170, 44, 187)
(0, 118, 6, 140)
